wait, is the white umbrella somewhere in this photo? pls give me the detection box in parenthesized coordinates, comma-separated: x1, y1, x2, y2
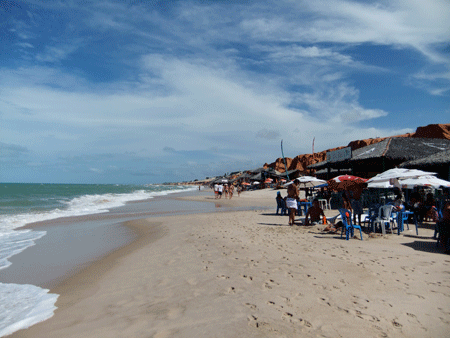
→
(367, 168, 437, 183)
(400, 175, 450, 189)
(295, 176, 328, 188)
(367, 181, 393, 189)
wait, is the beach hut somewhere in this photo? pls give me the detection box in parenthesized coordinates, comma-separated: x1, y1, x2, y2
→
(307, 137, 450, 180)
(399, 149, 450, 181)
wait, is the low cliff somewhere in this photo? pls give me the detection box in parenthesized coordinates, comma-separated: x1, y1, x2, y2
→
(264, 123, 450, 173)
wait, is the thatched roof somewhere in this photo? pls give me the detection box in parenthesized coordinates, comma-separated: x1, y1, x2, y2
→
(308, 137, 450, 170)
(314, 168, 351, 175)
(399, 149, 450, 167)
(351, 137, 450, 162)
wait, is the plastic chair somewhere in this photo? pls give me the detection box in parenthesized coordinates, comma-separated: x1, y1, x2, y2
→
(373, 205, 394, 235)
(276, 198, 287, 215)
(394, 210, 409, 235)
(339, 208, 363, 241)
(297, 201, 312, 216)
(363, 204, 380, 231)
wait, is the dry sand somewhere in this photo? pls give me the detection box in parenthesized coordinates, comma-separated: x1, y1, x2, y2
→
(9, 189, 450, 338)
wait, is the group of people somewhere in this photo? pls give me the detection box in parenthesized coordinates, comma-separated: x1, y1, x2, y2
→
(213, 183, 242, 199)
(406, 190, 439, 223)
(280, 180, 326, 226)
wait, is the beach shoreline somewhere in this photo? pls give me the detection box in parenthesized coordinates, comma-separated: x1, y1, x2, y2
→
(8, 188, 450, 338)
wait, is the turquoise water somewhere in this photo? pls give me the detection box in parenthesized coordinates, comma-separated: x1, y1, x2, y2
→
(0, 183, 195, 337)
(0, 183, 189, 215)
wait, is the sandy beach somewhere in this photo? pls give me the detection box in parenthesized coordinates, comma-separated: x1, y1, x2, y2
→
(9, 188, 450, 338)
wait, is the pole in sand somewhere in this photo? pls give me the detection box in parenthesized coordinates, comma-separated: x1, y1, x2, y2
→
(281, 139, 290, 181)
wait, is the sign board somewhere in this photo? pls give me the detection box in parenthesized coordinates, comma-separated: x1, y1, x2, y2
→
(326, 147, 352, 163)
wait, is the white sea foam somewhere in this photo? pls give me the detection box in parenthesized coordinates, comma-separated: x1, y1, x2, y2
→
(0, 229, 46, 271)
(0, 283, 58, 337)
(0, 185, 195, 336)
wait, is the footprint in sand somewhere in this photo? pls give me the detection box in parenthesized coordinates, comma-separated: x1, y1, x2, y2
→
(245, 303, 257, 310)
(242, 274, 253, 282)
(298, 318, 313, 327)
(227, 286, 236, 294)
(247, 315, 271, 330)
(319, 297, 332, 307)
(217, 275, 230, 279)
(391, 319, 403, 328)
(263, 279, 279, 290)
(355, 310, 380, 322)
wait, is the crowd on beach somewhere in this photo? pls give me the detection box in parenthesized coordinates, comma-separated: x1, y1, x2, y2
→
(204, 169, 450, 254)
(274, 178, 450, 253)
(213, 183, 242, 199)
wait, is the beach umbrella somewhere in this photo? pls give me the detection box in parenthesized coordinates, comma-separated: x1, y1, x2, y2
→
(295, 176, 328, 188)
(241, 182, 251, 186)
(366, 168, 437, 183)
(367, 168, 438, 191)
(367, 180, 393, 189)
(264, 178, 273, 183)
(283, 180, 295, 187)
(252, 181, 260, 185)
(327, 175, 368, 191)
(400, 175, 450, 189)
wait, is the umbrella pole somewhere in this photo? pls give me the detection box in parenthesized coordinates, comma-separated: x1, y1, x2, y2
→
(281, 140, 290, 181)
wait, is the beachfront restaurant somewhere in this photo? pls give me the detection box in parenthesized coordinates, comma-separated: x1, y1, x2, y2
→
(399, 149, 450, 181)
(308, 137, 450, 181)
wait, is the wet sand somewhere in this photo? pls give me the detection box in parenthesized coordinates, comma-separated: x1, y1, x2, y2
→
(1, 190, 225, 288)
(8, 188, 450, 338)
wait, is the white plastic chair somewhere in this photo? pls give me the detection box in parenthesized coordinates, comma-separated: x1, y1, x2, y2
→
(373, 205, 394, 235)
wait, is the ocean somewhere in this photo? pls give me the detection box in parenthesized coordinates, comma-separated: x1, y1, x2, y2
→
(0, 183, 196, 337)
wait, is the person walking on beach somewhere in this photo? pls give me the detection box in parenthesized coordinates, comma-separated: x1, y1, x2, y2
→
(218, 184, 223, 199)
(214, 184, 219, 199)
(286, 180, 299, 226)
(229, 185, 234, 199)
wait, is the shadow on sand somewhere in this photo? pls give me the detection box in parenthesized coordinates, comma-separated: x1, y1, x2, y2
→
(401, 240, 446, 254)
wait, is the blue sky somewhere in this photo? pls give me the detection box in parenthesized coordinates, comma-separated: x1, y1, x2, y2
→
(1, 0, 449, 184)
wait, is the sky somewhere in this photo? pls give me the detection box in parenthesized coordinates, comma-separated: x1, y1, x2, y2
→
(1, 0, 449, 184)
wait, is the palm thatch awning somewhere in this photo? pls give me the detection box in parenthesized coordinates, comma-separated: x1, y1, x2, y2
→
(399, 149, 450, 167)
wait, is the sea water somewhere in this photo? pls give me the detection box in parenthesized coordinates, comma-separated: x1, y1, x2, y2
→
(0, 183, 196, 337)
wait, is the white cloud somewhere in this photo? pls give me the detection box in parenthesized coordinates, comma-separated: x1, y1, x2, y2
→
(3, 0, 445, 182)
(0, 56, 397, 163)
(36, 43, 81, 63)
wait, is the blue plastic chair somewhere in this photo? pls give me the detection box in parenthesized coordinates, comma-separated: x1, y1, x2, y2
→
(297, 201, 312, 216)
(394, 211, 409, 235)
(339, 208, 363, 241)
(276, 198, 287, 215)
(363, 204, 380, 232)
